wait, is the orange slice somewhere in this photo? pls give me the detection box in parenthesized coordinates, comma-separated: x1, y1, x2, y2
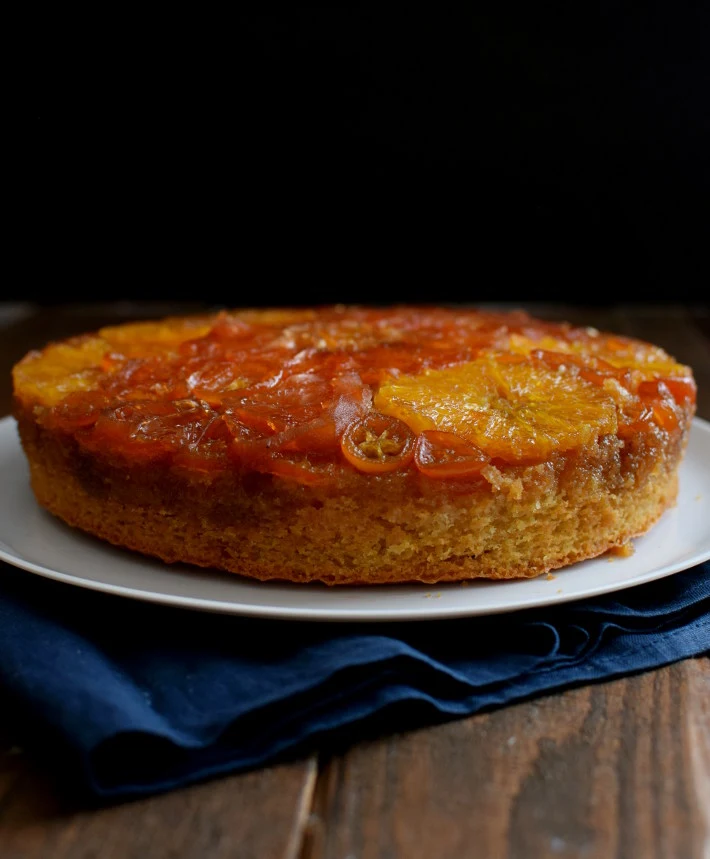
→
(99, 317, 212, 357)
(12, 336, 109, 406)
(375, 356, 618, 462)
(508, 331, 691, 380)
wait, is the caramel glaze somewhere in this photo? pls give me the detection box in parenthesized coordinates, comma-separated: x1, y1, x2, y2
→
(12, 305, 697, 488)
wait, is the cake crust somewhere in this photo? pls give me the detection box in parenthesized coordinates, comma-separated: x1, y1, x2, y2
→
(11, 305, 697, 585)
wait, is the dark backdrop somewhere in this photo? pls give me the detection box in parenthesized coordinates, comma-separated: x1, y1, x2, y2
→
(18, 8, 710, 306)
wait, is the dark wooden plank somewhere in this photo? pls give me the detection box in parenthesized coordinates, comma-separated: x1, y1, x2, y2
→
(0, 738, 26, 810)
(0, 750, 317, 859)
(686, 658, 710, 856)
(307, 663, 707, 859)
(689, 305, 710, 356)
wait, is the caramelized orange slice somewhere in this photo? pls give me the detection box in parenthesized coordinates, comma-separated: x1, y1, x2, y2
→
(414, 431, 490, 479)
(12, 336, 109, 406)
(375, 356, 618, 462)
(508, 331, 693, 388)
(341, 413, 415, 473)
(99, 317, 212, 357)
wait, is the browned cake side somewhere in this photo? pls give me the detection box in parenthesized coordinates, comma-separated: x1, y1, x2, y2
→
(15, 405, 686, 584)
(11, 305, 697, 585)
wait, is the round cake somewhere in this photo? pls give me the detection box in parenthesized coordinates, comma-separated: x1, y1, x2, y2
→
(11, 305, 697, 585)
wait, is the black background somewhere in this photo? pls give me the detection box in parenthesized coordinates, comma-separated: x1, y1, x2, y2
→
(17, 8, 710, 306)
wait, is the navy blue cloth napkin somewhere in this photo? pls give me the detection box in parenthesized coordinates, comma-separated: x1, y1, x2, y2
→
(1, 561, 709, 802)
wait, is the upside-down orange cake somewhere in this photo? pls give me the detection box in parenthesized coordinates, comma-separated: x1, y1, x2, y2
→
(11, 305, 697, 584)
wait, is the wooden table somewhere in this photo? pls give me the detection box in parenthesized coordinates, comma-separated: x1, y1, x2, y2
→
(1, 301, 708, 859)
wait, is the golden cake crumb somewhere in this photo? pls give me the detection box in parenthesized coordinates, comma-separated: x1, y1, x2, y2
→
(11, 304, 696, 585)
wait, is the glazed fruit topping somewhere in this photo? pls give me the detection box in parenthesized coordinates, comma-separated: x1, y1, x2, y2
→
(341, 413, 415, 473)
(14, 306, 696, 481)
(414, 431, 490, 479)
(376, 355, 619, 461)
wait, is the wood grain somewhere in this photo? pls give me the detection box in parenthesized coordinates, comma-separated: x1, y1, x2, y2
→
(306, 664, 708, 859)
(0, 740, 317, 859)
(687, 658, 710, 859)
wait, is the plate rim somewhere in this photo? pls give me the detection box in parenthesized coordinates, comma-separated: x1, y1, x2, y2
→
(1, 414, 709, 622)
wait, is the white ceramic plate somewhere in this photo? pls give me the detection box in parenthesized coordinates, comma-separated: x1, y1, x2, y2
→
(1, 415, 709, 622)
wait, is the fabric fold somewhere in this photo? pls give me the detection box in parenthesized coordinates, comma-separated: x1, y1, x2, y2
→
(0, 561, 708, 801)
